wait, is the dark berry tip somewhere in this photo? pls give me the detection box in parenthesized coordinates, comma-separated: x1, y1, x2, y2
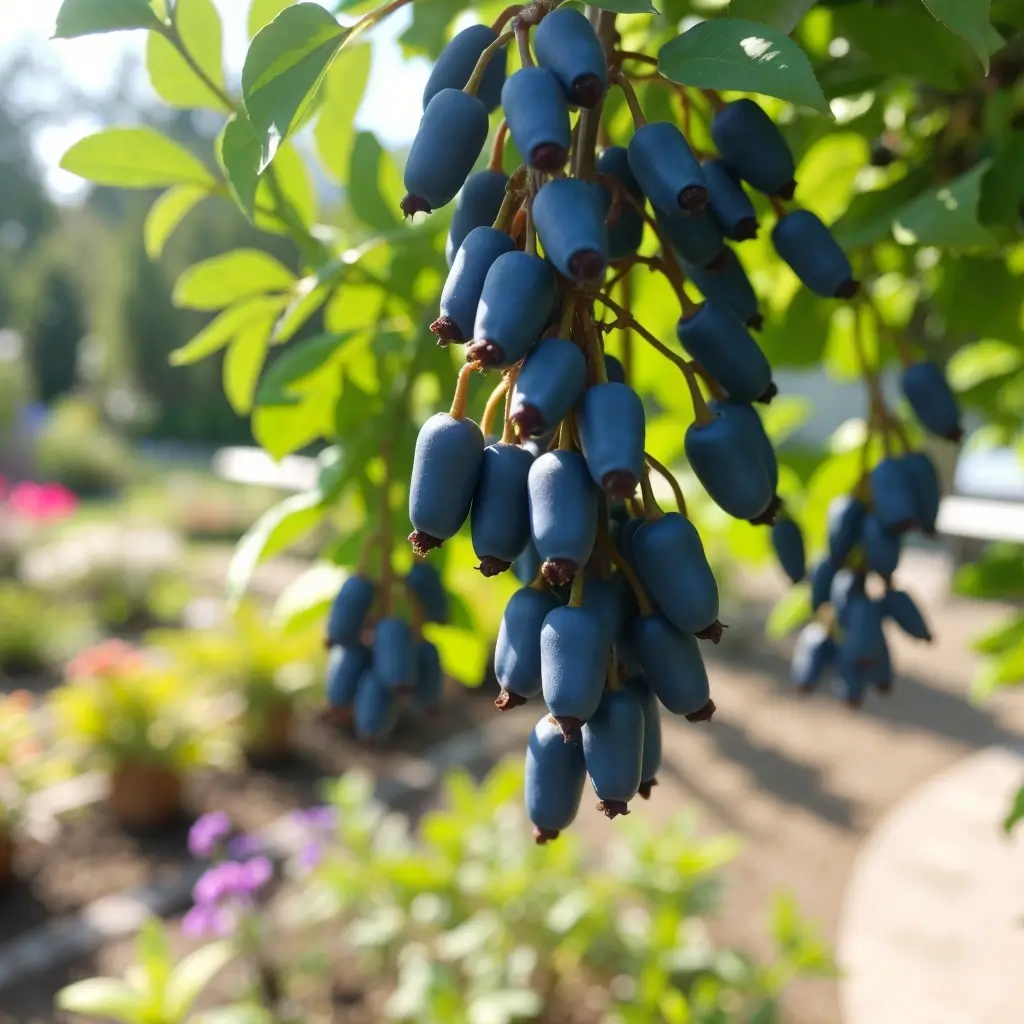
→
(408, 530, 443, 557)
(601, 469, 639, 500)
(746, 312, 765, 331)
(509, 403, 544, 438)
(596, 799, 630, 819)
(844, 696, 865, 711)
(570, 73, 605, 110)
(695, 619, 727, 644)
(776, 180, 797, 201)
(677, 185, 708, 214)
(638, 778, 658, 800)
(530, 142, 568, 173)
(532, 824, 559, 844)
(477, 556, 511, 578)
(947, 426, 965, 443)
(685, 698, 717, 723)
(494, 689, 528, 711)
(748, 493, 782, 527)
(554, 716, 584, 740)
(733, 217, 759, 242)
(541, 558, 578, 588)
(705, 248, 730, 273)
(324, 707, 353, 727)
(876, 682, 893, 695)
(835, 278, 861, 300)
(430, 316, 462, 345)
(465, 339, 505, 367)
(567, 248, 607, 283)
(400, 193, 431, 218)
(755, 381, 779, 405)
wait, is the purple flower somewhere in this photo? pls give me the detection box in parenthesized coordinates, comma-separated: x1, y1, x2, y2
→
(181, 902, 231, 938)
(227, 833, 263, 859)
(188, 811, 231, 859)
(239, 856, 273, 893)
(193, 861, 245, 905)
(292, 805, 336, 832)
(298, 841, 323, 873)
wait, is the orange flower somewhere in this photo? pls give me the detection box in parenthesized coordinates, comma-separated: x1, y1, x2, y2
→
(6, 690, 33, 713)
(67, 639, 147, 681)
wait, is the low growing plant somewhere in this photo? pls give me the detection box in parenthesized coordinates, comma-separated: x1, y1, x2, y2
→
(0, 581, 94, 679)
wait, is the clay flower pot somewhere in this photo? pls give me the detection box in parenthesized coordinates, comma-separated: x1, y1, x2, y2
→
(244, 700, 295, 762)
(0, 826, 14, 888)
(109, 762, 184, 829)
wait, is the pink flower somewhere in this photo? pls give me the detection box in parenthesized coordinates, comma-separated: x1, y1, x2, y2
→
(6, 481, 78, 521)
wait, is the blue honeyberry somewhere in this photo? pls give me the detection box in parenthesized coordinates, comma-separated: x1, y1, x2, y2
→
(412, 641, 444, 715)
(405, 561, 449, 624)
(903, 451, 941, 535)
(583, 686, 645, 819)
(353, 671, 400, 743)
(791, 622, 837, 692)
(811, 557, 838, 611)
(870, 456, 918, 534)
(513, 536, 542, 586)
(830, 568, 866, 629)
(532, 177, 609, 284)
(501, 66, 572, 173)
(882, 588, 932, 642)
(901, 361, 963, 443)
(683, 247, 762, 329)
(373, 617, 415, 692)
(772, 209, 858, 300)
(657, 207, 726, 271)
(327, 575, 375, 648)
(470, 441, 534, 577)
(711, 98, 796, 200)
(596, 146, 645, 262)
(578, 382, 646, 500)
(862, 513, 901, 579)
(702, 159, 758, 241)
(533, 6, 607, 108)
(827, 495, 867, 564)
(624, 676, 662, 798)
(423, 24, 507, 114)
(540, 604, 610, 737)
(446, 170, 510, 267)
(510, 337, 587, 439)
(627, 121, 708, 217)
(495, 585, 562, 709)
(604, 353, 627, 384)
(708, 398, 778, 491)
(325, 644, 370, 719)
(525, 713, 586, 843)
(771, 516, 807, 584)
(631, 613, 713, 720)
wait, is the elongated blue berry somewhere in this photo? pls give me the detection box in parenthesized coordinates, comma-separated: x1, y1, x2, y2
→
(772, 517, 807, 583)
(604, 353, 627, 384)
(711, 99, 795, 199)
(625, 677, 662, 798)
(882, 588, 932, 641)
(533, 178, 608, 283)
(632, 614, 713, 720)
(903, 452, 940, 535)
(501, 66, 571, 172)
(353, 671, 399, 742)
(513, 537, 542, 586)
(702, 159, 758, 241)
(633, 513, 720, 636)
(412, 641, 443, 714)
(901, 362, 963, 442)
(811, 558, 838, 611)
(325, 644, 370, 717)
(596, 146, 645, 261)
(772, 210, 858, 299)
(373, 617, 415, 692)
(405, 561, 449, 624)
(528, 450, 599, 586)
(409, 413, 485, 555)
(510, 337, 587, 438)
(863, 634, 893, 693)
(433, 227, 515, 344)
(495, 585, 561, 709)
(423, 24, 507, 113)
(541, 604, 609, 736)
(327, 575, 375, 647)
(683, 247, 762, 329)
(525, 714, 586, 842)
(708, 398, 778, 491)
(470, 441, 534, 576)
(870, 457, 918, 534)
(863, 514, 901, 579)
(534, 7, 607, 108)
(402, 89, 489, 216)
(791, 623, 837, 691)
(827, 495, 867, 563)
(843, 595, 887, 672)
(834, 644, 868, 707)
(578, 382, 645, 499)
(627, 121, 708, 217)
(468, 251, 557, 367)
(583, 687, 644, 819)
(657, 208, 726, 270)
(677, 303, 774, 404)
(831, 569, 865, 628)
(583, 574, 629, 646)
(446, 170, 509, 267)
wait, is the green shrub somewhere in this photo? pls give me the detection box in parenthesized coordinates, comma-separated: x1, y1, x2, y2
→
(0, 582, 93, 678)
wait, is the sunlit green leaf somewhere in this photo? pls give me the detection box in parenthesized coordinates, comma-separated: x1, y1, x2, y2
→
(919, 0, 995, 72)
(56, 978, 145, 1019)
(173, 249, 297, 310)
(164, 941, 235, 1018)
(53, 0, 161, 38)
(348, 132, 404, 232)
(582, 0, 657, 13)
(422, 623, 488, 687)
(893, 161, 995, 249)
(169, 296, 287, 365)
(978, 130, 1024, 227)
(61, 127, 215, 188)
(947, 340, 1023, 392)
(249, 0, 297, 37)
(146, 0, 229, 112)
(314, 44, 372, 182)
(258, 332, 354, 405)
(224, 314, 274, 414)
(272, 562, 347, 632)
(218, 113, 261, 217)
(144, 184, 209, 259)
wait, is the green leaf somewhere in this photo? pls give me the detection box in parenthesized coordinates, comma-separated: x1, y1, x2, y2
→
(60, 126, 214, 188)
(272, 259, 348, 343)
(169, 296, 287, 365)
(830, 168, 933, 250)
(766, 583, 811, 640)
(422, 624, 488, 687)
(218, 114, 261, 217)
(164, 941, 235, 1019)
(580, 0, 657, 13)
(271, 562, 347, 632)
(978, 131, 1024, 226)
(658, 19, 831, 115)
(252, 395, 333, 459)
(228, 490, 326, 604)
(728, 0, 816, 33)
(1003, 783, 1024, 833)
(972, 612, 1024, 655)
(253, 141, 318, 233)
(241, 2, 349, 171)
(893, 161, 996, 249)
(257, 332, 354, 405)
(920, 0, 994, 72)
(56, 978, 145, 1020)
(53, 0, 161, 38)
(314, 44, 372, 182)
(136, 918, 173, 997)
(173, 250, 297, 310)
(347, 132, 404, 232)
(947, 339, 1023, 392)
(249, 0, 297, 37)
(144, 184, 209, 259)
(224, 314, 274, 415)
(146, 0, 228, 111)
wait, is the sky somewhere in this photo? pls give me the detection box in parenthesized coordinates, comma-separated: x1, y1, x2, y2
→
(0, 0, 428, 199)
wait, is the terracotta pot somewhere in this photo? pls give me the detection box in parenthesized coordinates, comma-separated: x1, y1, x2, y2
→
(109, 763, 184, 829)
(0, 827, 14, 888)
(244, 702, 295, 761)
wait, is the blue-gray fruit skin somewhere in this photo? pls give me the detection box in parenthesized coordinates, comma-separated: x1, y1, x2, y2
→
(604, 353, 627, 384)
(843, 595, 887, 666)
(632, 614, 712, 718)
(863, 635, 893, 692)
(353, 671, 399, 742)
(834, 646, 868, 707)
(791, 623, 837, 691)
(402, 89, 489, 215)
(711, 99, 796, 200)
(627, 121, 708, 217)
(596, 146, 645, 261)
(422, 24, 506, 114)
(869, 457, 918, 534)
(583, 687, 644, 818)
(683, 248, 761, 329)
(811, 557, 838, 611)
(525, 714, 586, 842)
(501, 66, 572, 172)
(772, 210, 858, 299)
(578, 382, 646, 499)
(446, 170, 510, 267)
(409, 413, 485, 555)
(405, 561, 449, 624)
(901, 362, 963, 442)
(540, 605, 609, 734)
(862, 514, 901, 579)
(325, 644, 370, 711)
(469, 250, 557, 367)
(677, 303, 774, 404)
(412, 641, 443, 715)
(470, 442, 534, 576)
(685, 413, 775, 523)
(617, 516, 645, 567)
(373, 617, 415, 692)
(434, 227, 515, 344)
(513, 537, 541, 586)
(658, 208, 725, 270)
(708, 398, 778, 490)
(771, 517, 807, 583)
(903, 452, 940, 535)
(633, 513, 719, 635)
(830, 569, 865, 628)
(327, 575, 375, 647)
(625, 677, 662, 797)
(882, 589, 932, 641)
(511, 337, 587, 438)
(528, 450, 599, 587)
(827, 495, 867, 563)
(533, 7, 607, 108)
(702, 159, 758, 241)
(532, 178, 609, 283)
(583, 574, 628, 646)
(495, 586, 561, 707)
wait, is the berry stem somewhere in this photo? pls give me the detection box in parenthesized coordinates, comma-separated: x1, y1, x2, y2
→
(356, 531, 381, 576)
(688, 359, 726, 400)
(407, 587, 426, 642)
(592, 291, 694, 381)
(492, 166, 527, 232)
(450, 362, 479, 420)
(580, 308, 610, 384)
(515, 18, 534, 67)
(559, 293, 579, 338)
(639, 467, 663, 520)
(491, 4, 524, 32)
(770, 196, 787, 219)
(557, 413, 576, 451)
(571, 6, 616, 180)
(644, 452, 687, 515)
(524, 174, 538, 255)
(481, 378, 510, 437)
(613, 70, 647, 129)
(569, 570, 586, 608)
(501, 367, 519, 443)
(612, 50, 658, 67)
(605, 535, 654, 617)
(619, 272, 634, 384)
(489, 120, 509, 172)
(702, 88, 726, 112)
(465, 29, 515, 96)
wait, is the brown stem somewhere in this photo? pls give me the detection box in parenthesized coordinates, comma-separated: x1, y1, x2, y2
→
(515, 20, 534, 67)
(770, 196, 787, 219)
(450, 362, 479, 420)
(569, 570, 585, 608)
(501, 367, 519, 443)
(489, 120, 509, 172)
(465, 29, 515, 95)
(619, 273, 634, 383)
(491, 4, 524, 32)
(481, 379, 510, 437)
(605, 536, 654, 617)
(645, 453, 687, 515)
(612, 50, 659, 67)
(581, 308, 610, 384)
(613, 70, 647, 128)
(524, 173, 538, 255)
(702, 88, 726, 112)
(639, 467, 662, 519)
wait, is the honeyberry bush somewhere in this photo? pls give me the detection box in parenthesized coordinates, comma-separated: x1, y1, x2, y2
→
(55, 0, 1023, 812)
